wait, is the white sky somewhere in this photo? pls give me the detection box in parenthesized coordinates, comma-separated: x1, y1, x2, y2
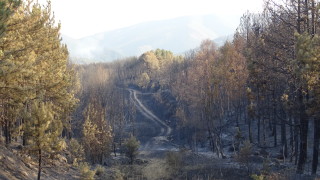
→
(39, 0, 265, 39)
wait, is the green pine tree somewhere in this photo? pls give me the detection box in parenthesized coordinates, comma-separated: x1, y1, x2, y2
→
(0, 0, 21, 36)
(24, 100, 65, 180)
(82, 102, 112, 164)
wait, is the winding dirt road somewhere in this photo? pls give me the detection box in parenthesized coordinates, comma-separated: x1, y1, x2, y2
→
(128, 89, 174, 151)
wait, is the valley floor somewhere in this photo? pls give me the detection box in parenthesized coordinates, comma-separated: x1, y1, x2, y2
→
(1, 88, 320, 180)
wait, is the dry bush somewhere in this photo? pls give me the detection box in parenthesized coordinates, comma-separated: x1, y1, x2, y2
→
(110, 168, 124, 180)
(68, 138, 85, 166)
(251, 174, 265, 180)
(250, 168, 316, 180)
(101, 168, 124, 180)
(142, 159, 170, 180)
(94, 165, 108, 180)
(79, 162, 95, 180)
(118, 164, 144, 179)
(166, 151, 183, 171)
(236, 140, 252, 174)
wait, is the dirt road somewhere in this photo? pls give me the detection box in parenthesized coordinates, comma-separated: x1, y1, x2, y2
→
(128, 89, 175, 152)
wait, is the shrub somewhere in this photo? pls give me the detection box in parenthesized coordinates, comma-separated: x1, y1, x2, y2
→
(251, 174, 265, 180)
(261, 158, 271, 175)
(79, 162, 95, 180)
(123, 136, 140, 164)
(95, 165, 110, 180)
(95, 165, 105, 176)
(166, 151, 183, 171)
(236, 140, 252, 174)
(68, 138, 85, 166)
(143, 159, 170, 180)
(111, 169, 124, 180)
(233, 127, 244, 152)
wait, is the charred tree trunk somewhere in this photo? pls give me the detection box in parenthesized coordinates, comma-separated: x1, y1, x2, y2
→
(290, 115, 294, 162)
(311, 0, 315, 36)
(113, 142, 117, 157)
(8, 121, 11, 143)
(207, 126, 215, 153)
(310, 3, 319, 174)
(263, 117, 266, 146)
(38, 149, 42, 180)
(4, 120, 9, 145)
(257, 91, 261, 145)
(258, 117, 261, 145)
(296, 89, 309, 174)
(22, 117, 27, 146)
(294, 116, 299, 165)
(273, 90, 277, 147)
(304, 0, 310, 33)
(248, 117, 253, 143)
(312, 117, 320, 175)
(281, 116, 288, 158)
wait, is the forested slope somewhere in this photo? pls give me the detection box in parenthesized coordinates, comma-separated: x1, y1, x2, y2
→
(74, 0, 320, 177)
(0, 1, 79, 179)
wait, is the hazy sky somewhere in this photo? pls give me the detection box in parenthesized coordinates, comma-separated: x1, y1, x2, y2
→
(39, 0, 265, 39)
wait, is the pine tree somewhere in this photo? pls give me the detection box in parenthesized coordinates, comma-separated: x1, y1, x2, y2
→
(123, 136, 140, 164)
(24, 100, 65, 180)
(295, 32, 320, 174)
(0, 0, 78, 145)
(0, 1, 39, 144)
(0, 0, 21, 36)
(82, 102, 112, 164)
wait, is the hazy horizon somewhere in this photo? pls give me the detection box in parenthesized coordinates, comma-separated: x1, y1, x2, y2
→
(62, 14, 235, 63)
(39, 0, 264, 39)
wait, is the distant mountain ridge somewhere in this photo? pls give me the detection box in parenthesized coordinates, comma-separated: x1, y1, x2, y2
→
(62, 15, 234, 63)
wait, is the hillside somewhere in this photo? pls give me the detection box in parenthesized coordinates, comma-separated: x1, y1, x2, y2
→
(0, 144, 80, 180)
(62, 14, 233, 63)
